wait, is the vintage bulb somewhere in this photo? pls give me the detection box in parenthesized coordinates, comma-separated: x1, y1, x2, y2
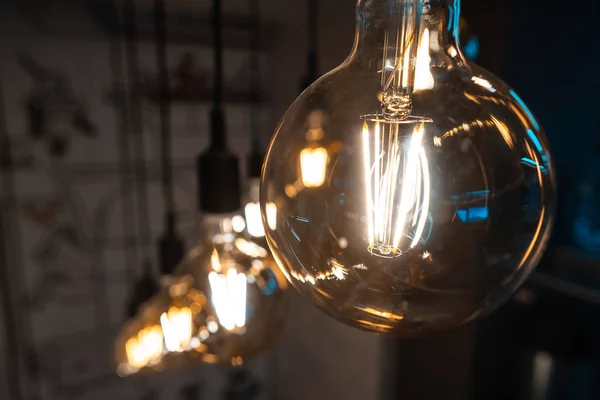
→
(244, 178, 277, 238)
(261, 0, 555, 337)
(177, 213, 288, 364)
(115, 214, 289, 373)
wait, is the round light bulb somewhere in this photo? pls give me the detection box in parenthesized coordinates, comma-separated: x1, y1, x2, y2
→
(115, 214, 289, 373)
(178, 215, 288, 364)
(261, 0, 555, 337)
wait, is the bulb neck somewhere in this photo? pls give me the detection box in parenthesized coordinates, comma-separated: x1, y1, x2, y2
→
(351, 0, 465, 109)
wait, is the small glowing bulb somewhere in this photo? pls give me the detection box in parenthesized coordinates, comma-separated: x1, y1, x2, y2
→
(232, 215, 246, 233)
(245, 202, 264, 237)
(161, 307, 192, 352)
(300, 147, 328, 188)
(208, 268, 248, 331)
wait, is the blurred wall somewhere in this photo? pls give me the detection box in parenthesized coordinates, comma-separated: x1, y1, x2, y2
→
(0, 0, 383, 399)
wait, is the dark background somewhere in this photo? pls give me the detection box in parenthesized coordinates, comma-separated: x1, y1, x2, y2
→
(1, 0, 600, 399)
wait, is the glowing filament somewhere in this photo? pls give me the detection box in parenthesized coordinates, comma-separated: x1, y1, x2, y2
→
(300, 147, 328, 188)
(160, 307, 192, 352)
(125, 325, 164, 370)
(362, 120, 431, 257)
(208, 264, 248, 331)
(414, 29, 434, 91)
(245, 202, 277, 237)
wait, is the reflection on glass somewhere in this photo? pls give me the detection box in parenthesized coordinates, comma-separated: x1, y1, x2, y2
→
(300, 147, 328, 188)
(244, 178, 277, 238)
(261, 0, 555, 337)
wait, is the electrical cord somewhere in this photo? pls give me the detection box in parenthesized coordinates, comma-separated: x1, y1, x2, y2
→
(249, 0, 261, 153)
(154, 0, 176, 216)
(0, 80, 24, 400)
(110, 0, 137, 285)
(123, 0, 154, 264)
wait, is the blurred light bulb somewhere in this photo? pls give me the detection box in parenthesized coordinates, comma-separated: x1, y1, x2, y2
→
(244, 178, 278, 238)
(117, 213, 289, 369)
(160, 307, 192, 352)
(300, 147, 328, 188)
(261, 0, 555, 337)
(231, 215, 246, 233)
(125, 326, 163, 370)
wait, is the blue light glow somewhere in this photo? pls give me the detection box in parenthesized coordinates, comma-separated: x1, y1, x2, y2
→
(456, 206, 489, 222)
(463, 37, 480, 61)
(290, 228, 301, 242)
(509, 89, 540, 131)
(574, 217, 600, 252)
(526, 129, 543, 153)
(521, 157, 547, 172)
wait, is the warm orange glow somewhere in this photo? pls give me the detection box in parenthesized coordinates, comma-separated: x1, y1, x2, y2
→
(125, 325, 163, 370)
(160, 307, 192, 352)
(362, 120, 431, 257)
(414, 28, 434, 91)
(300, 147, 328, 188)
(355, 306, 404, 321)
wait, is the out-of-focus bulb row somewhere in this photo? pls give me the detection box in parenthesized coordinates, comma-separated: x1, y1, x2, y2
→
(244, 178, 277, 238)
(116, 211, 288, 375)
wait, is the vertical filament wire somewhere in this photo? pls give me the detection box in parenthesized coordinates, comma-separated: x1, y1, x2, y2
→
(362, 119, 431, 257)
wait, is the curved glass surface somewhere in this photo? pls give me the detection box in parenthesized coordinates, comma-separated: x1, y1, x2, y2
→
(261, 0, 555, 336)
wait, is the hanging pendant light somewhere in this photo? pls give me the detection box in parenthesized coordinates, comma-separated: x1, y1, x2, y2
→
(154, 0, 185, 278)
(121, 0, 159, 318)
(243, 0, 270, 240)
(115, 0, 288, 375)
(295, 0, 330, 191)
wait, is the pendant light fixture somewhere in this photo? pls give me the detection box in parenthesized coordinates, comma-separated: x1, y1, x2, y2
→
(261, 0, 555, 337)
(122, 0, 159, 318)
(115, 0, 288, 375)
(294, 0, 330, 191)
(155, 0, 185, 278)
(243, 0, 271, 240)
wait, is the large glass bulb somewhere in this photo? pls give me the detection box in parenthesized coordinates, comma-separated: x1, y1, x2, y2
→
(115, 213, 288, 374)
(261, 0, 555, 337)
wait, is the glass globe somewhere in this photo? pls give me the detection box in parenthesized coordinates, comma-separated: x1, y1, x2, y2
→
(177, 213, 289, 365)
(261, 0, 555, 337)
(115, 213, 289, 373)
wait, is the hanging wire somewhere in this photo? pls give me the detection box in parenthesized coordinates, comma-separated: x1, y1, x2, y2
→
(110, 0, 137, 285)
(0, 81, 24, 400)
(213, 0, 223, 111)
(307, 0, 318, 82)
(249, 0, 261, 153)
(154, 0, 176, 217)
(123, 0, 154, 265)
(299, 0, 319, 92)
